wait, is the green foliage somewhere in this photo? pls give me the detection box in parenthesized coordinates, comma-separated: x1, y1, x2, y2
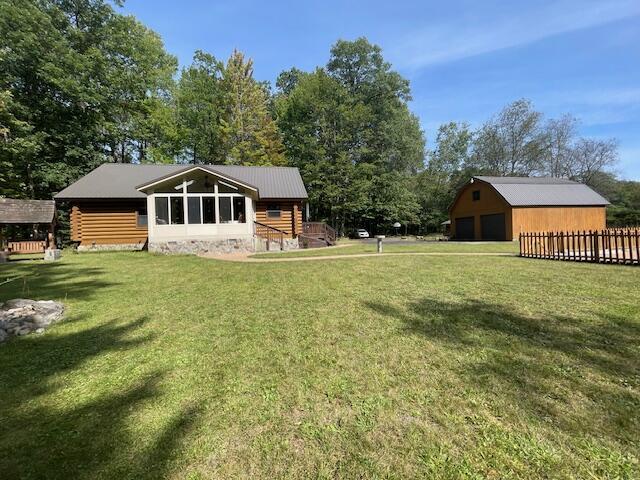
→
(0, 0, 177, 198)
(416, 122, 472, 230)
(219, 50, 286, 166)
(175, 50, 226, 163)
(174, 50, 286, 166)
(604, 178, 640, 226)
(276, 38, 426, 234)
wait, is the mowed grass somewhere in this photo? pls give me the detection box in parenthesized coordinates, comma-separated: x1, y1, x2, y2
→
(0, 252, 638, 479)
(253, 240, 520, 258)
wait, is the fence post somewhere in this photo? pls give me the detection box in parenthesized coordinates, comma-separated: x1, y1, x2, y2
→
(519, 233, 523, 257)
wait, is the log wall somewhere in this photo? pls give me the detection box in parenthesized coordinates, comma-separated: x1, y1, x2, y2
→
(70, 200, 148, 246)
(255, 200, 303, 238)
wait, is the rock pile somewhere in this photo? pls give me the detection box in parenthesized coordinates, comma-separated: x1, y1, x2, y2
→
(0, 299, 64, 342)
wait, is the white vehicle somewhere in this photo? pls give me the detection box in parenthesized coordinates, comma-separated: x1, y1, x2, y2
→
(355, 228, 370, 239)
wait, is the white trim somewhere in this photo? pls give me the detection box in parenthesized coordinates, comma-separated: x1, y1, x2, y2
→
(136, 166, 258, 193)
(218, 180, 238, 191)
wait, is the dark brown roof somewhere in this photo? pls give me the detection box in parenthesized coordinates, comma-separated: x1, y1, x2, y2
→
(0, 198, 56, 224)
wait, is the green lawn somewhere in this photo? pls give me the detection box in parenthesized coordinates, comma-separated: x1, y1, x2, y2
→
(0, 252, 638, 479)
(253, 240, 520, 258)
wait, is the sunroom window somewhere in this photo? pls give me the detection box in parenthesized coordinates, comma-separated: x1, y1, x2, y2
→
(187, 197, 201, 224)
(219, 197, 232, 223)
(155, 197, 169, 224)
(153, 174, 247, 226)
(233, 197, 246, 223)
(203, 197, 216, 223)
(170, 197, 184, 224)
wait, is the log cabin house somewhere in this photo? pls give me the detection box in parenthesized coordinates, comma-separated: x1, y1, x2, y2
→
(449, 176, 610, 241)
(54, 163, 326, 254)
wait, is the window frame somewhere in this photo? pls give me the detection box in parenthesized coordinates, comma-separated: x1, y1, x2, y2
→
(152, 177, 246, 226)
(472, 190, 480, 201)
(266, 204, 281, 219)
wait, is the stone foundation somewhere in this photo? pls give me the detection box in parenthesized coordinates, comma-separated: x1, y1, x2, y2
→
(149, 238, 256, 255)
(150, 236, 300, 255)
(77, 242, 146, 252)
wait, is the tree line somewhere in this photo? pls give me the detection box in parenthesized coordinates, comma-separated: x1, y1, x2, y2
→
(1, 0, 638, 236)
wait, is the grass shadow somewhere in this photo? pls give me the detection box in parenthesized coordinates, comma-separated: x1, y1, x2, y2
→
(0, 260, 116, 302)
(365, 297, 640, 444)
(0, 315, 200, 479)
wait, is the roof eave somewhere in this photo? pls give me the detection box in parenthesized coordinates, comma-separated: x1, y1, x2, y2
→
(135, 165, 259, 193)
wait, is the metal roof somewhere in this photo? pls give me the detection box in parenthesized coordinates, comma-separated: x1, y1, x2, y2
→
(474, 176, 610, 206)
(0, 198, 56, 224)
(54, 163, 308, 200)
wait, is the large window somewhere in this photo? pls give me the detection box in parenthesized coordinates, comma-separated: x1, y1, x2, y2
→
(153, 176, 247, 226)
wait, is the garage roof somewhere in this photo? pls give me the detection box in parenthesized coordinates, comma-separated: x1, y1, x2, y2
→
(54, 163, 308, 200)
(474, 176, 610, 206)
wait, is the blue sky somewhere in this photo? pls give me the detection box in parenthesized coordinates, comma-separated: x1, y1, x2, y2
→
(122, 0, 640, 179)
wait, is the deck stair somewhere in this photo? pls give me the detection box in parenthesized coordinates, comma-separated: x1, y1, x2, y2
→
(254, 221, 288, 251)
(299, 222, 337, 248)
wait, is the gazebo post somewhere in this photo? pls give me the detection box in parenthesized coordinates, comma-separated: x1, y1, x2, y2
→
(44, 210, 61, 261)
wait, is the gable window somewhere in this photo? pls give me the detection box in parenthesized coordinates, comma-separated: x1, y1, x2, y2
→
(266, 204, 281, 218)
(472, 190, 480, 201)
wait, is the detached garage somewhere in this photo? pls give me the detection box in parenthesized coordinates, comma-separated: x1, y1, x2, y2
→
(449, 176, 610, 241)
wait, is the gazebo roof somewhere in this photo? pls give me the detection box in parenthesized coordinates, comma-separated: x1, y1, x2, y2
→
(0, 198, 56, 224)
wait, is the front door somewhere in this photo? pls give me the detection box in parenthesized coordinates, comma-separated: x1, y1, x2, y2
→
(480, 213, 506, 241)
(455, 216, 475, 240)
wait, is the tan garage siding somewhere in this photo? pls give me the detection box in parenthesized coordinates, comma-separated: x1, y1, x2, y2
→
(450, 182, 513, 240)
(255, 200, 303, 238)
(511, 206, 606, 236)
(70, 201, 148, 246)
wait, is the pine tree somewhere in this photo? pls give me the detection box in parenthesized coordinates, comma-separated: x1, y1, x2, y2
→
(220, 50, 286, 166)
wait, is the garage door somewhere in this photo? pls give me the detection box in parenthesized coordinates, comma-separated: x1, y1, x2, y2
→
(480, 213, 506, 241)
(455, 217, 475, 240)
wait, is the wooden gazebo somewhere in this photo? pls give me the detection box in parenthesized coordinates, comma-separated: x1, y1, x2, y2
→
(0, 198, 57, 254)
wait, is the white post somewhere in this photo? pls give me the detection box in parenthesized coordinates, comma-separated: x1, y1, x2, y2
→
(376, 235, 385, 253)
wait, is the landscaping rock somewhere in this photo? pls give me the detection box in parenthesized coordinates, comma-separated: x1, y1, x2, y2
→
(0, 299, 64, 343)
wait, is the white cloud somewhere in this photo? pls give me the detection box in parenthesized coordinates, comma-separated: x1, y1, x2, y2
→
(392, 0, 640, 69)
